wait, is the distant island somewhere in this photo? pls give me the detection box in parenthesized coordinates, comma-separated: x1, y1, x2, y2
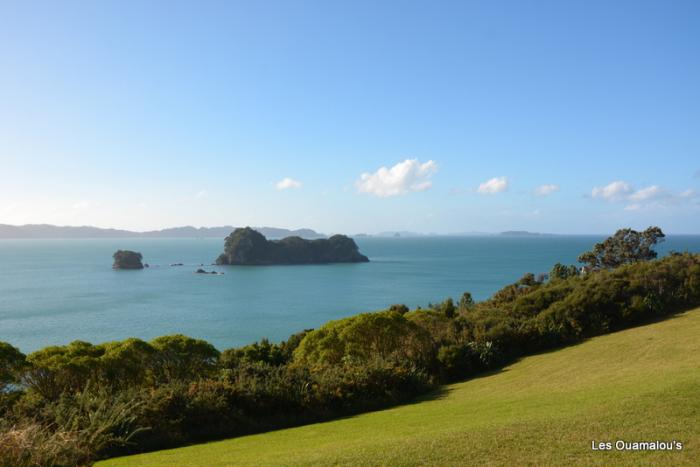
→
(0, 224, 325, 239)
(499, 231, 545, 236)
(215, 227, 369, 265)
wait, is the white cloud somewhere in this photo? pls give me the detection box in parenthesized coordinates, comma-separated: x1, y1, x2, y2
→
(628, 185, 667, 202)
(591, 181, 698, 210)
(275, 177, 303, 190)
(194, 190, 208, 200)
(356, 159, 437, 197)
(534, 184, 559, 196)
(591, 181, 632, 201)
(477, 176, 508, 194)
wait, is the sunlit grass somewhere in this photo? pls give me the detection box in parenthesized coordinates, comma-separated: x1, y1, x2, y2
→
(101, 309, 700, 466)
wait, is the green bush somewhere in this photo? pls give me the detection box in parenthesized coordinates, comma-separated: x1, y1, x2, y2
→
(294, 310, 434, 367)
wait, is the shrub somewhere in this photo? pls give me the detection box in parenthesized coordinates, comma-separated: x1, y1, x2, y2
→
(293, 310, 434, 367)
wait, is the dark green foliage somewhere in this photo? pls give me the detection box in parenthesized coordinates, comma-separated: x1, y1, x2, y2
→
(434, 298, 456, 318)
(219, 331, 309, 369)
(293, 310, 434, 367)
(578, 226, 665, 269)
(112, 250, 144, 269)
(215, 227, 369, 265)
(389, 303, 410, 315)
(0, 342, 25, 392)
(25, 341, 105, 399)
(458, 292, 475, 312)
(0, 387, 143, 467)
(437, 343, 480, 380)
(22, 335, 218, 400)
(149, 335, 219, 383)
(131, 358, 430, 452)
(549, 263, 579, 281)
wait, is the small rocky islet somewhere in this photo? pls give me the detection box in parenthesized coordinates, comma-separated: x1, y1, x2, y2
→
(112, 250, 144, 269)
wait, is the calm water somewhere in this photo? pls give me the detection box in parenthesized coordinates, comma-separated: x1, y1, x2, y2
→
(2, 236, 699, 353)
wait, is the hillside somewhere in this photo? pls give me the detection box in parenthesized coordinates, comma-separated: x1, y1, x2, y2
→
(101, 308, 700, 466)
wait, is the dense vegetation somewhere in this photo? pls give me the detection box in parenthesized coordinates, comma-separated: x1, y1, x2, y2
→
(2, 227, 700, 466)
(215, 227, 369, 265)
(111, 251, 144, 270)
(102, 306, 700, 467)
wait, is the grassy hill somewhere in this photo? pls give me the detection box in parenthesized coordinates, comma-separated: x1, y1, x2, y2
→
(101, 309, 700, 466)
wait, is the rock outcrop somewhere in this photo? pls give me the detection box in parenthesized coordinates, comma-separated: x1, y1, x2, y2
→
(112, 250, 144, 269)
(215, 227, 369, 265)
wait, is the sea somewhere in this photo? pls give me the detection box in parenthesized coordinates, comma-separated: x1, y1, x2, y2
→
(2, 235, 700, 353)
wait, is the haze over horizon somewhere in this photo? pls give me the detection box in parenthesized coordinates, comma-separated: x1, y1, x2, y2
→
(1, 1, 699, 234)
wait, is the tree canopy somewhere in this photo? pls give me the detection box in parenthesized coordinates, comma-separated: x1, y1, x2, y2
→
(578, 226, 665, 269)
(0, 342, 25, 391)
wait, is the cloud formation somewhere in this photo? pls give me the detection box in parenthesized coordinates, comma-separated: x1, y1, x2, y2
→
(275, 177, 303, 190)
(356, 159, 437, 197)
(591, 181, 632, 201)
(477, 176, 508, 194)
(628, 185, 666, 202)
(591, 180, 697, 210)
(534, 184, 559, 196)
(194, 190, 208, 200)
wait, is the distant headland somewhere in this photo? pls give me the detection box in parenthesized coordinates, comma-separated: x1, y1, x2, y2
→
(499, 230, 547, 237)
(215, 227, 369, 265)
(0, 224, 324, 240)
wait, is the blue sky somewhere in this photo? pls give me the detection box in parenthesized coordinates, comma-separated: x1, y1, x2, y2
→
(1, 0, 699, 234)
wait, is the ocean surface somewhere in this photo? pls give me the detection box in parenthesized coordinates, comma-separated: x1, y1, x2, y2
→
(2, 235, 700, 353)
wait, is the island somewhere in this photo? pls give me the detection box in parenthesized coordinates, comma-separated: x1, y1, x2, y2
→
(112, 250, 144, 269)
(215, 227, 369, 265)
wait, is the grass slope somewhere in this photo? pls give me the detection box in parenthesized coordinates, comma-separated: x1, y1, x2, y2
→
(102, 309, 700, 466)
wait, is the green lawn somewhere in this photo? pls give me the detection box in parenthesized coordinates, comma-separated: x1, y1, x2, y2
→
(101, 309, 700, 466)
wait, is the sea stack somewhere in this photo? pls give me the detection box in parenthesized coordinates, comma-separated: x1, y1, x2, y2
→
(112, 250, 144, 269)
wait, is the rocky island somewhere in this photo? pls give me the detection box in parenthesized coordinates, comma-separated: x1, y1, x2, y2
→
(112, 250, 144, 269)
(215, 227, 369, 265)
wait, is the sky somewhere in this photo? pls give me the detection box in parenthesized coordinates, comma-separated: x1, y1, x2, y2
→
(1, 0, 699, 234)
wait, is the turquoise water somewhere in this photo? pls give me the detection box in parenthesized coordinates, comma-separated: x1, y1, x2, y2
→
(2, 236, 700, 353)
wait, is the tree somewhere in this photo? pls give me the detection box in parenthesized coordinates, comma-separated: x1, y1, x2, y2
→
(578, 227, 665, 270)
(0, 342, 26, 392)
(518, 273, 538, 287)
(25, 341, 104, 398)
(389, 304, 410, 315)
(150, 335, 220, 382)
(293, 310, 434, 367)
(549, 263, 579, 281)
(434, 298, 456, 318)
(458, 292, 475, 312)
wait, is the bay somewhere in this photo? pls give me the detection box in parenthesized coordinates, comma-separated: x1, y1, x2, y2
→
(2, 235, 699, 353)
